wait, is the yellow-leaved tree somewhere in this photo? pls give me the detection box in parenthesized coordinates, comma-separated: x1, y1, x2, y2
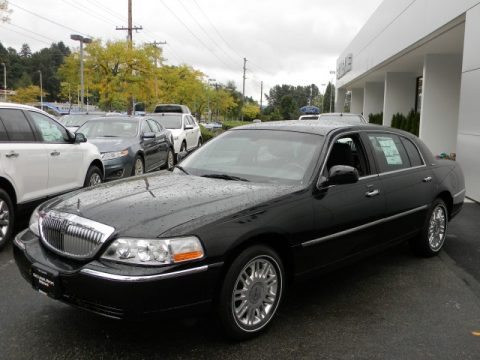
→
(10, 85, 45, 103)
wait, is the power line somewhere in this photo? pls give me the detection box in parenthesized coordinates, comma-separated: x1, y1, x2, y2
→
(84, 0, 127, 23)
(191, 0, 243, 59)
(158, 0, 237, 72)
(176, 1, 240, 68)
(9, 1, 91, 38)
(62, 0, 119, 28)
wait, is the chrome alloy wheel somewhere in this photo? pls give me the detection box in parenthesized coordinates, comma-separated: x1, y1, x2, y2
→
(88, 173, 102, 186)
(232, 256, 281, 330)
(134, 158, 144, 175)
(0, 200, 10, 240)
(428, 204, 447, 251)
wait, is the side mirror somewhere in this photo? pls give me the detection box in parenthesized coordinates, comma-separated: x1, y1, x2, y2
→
(177, 151, 189, 163)
(327, 165, 359, 185)
(184, 124, 194, 130)
(74, 132, 87, 143)
(143, 132, 155, 139)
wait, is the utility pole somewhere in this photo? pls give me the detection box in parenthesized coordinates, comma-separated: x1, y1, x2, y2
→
(71, 35, 92, 111)
(116, 0, 143, 114)
(241, 57, 247, 121)
(147, 41, 166, 101)
(260, 81, 263, 113)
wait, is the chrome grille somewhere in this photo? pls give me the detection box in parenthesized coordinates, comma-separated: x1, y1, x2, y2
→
(39, 211, 115, 260)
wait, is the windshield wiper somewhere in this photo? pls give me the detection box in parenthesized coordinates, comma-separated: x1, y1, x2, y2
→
(174, 165, 189, 175)
(201, 174, 250, 182)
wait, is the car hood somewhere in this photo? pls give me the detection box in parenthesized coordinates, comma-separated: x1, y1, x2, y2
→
(87, 137, 137, 153)
(42, 172, 300, 238)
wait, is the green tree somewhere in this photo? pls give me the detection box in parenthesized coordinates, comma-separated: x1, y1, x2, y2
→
(322, 82, 335, 113)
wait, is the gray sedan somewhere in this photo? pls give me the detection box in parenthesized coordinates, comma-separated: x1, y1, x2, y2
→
(77, 116, 174, 180)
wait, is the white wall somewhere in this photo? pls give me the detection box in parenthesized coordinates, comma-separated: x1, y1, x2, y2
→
(457, 4, 480, 201)
(351, 88, 364, 114)
(382, 72, 417, 126)
(336, 0, 480, 88)
(363, 82, 384, 119)
(419, 54, 462, 157)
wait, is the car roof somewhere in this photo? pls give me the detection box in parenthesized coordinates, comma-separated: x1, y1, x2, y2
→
(0, 102, 46, 112)
(85, 116, 139, 122)
(232, 120, 384, 136)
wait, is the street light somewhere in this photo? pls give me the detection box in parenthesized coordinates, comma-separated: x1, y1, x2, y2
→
(1, 63, 6, 102)
(38, 70, 43, 110)
(71, 34, 92, 111)
(207, 78, 216, 122)
(329, 70, 336, 113)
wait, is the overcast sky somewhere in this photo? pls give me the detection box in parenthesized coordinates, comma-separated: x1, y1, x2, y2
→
(1, 0, 383, 102)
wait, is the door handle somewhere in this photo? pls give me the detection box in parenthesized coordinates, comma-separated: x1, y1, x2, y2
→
(365, 189, 380, 198)
(50, 151, 60, 156)
(422, 176, 432, 183)
(5, 151, 19, 158)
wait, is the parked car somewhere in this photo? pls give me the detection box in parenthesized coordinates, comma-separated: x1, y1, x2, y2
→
(153, 104, 191, 114)
(76, 116, 174, 180)
(318, 112, 367, 123)
(200, 121, 223, 131)
(14, 120, 464, 340)
(150, 113, 202, 157)
(0, 102, 104, 249)
(298, 114, 320, 120)
(59, 113, 106, 132)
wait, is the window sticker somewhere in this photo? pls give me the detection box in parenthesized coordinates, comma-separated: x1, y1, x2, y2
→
(377, 137, 402, 165)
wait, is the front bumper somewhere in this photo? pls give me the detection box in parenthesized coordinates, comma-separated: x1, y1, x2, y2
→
(103, 156, 133, 180)
(13, 229, 222, 319)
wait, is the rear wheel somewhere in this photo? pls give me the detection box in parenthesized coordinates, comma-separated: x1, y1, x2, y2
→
(83, 166, 102, 187)
(132, 156, 144, 176)
(410, 198, 448, 257)
(197, 137, 203, 148)
(0, 189, 14, 251)
(217, 245, 284, 340)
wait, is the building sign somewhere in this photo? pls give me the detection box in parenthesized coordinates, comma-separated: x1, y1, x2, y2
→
(336, 53, 353, 80)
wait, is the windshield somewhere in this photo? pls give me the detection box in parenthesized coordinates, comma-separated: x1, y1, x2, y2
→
(62, 115, 103, 127)
(77, 119, 138, 138)
(152, 114, 183, 129)
(180, 129, 323, 185)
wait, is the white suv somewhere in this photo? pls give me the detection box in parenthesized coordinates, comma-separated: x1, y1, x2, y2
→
(0, 103, 104, 249)
(150, 113, 202, 156)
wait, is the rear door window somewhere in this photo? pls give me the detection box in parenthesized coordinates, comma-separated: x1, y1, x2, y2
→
(0, 109, 36, 142)
(401, 137, 424, 167)
(367, 133, 411, 173)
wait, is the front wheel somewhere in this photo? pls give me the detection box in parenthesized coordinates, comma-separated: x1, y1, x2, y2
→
(217, 245, 285, 340)
(410, 198, 448, 257)
(0, 189, 14, 251)
(83, 166, 102, 187)
(132, 156, 144, 176)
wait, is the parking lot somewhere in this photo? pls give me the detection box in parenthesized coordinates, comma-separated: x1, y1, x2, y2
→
(0, 202, 479, 359)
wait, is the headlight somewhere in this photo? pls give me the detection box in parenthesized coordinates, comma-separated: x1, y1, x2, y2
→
(101, 236, 204, 266)
(29, 207, 42, 237)
(101, 149, 129, 161)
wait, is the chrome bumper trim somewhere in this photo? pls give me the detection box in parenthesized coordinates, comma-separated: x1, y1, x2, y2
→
(80, 265, 209, 282)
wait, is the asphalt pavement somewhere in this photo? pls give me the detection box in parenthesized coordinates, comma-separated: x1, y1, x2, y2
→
(0, 203, 480, 359)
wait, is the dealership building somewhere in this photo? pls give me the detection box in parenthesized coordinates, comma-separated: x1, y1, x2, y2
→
(335, 0, 480, 202)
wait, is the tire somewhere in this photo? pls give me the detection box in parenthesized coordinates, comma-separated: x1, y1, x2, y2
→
(217, 245, 285, 340)
(180, 141, 187, 153)
(165, 148, 174, 170)
(83, 165, 102, 187)
(197, 137, 203, 148)
(409, 198, 448, 257)
(131, 155, 144, 176)
(0, 189, 14, 251)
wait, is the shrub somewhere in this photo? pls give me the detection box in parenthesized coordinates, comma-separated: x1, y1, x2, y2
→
(200, 125, 215, 142)
(368, 112, 383, 125)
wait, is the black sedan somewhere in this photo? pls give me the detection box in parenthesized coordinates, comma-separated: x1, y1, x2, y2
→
(13, 120, 465, 340)
(77, 116, 175, 180)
